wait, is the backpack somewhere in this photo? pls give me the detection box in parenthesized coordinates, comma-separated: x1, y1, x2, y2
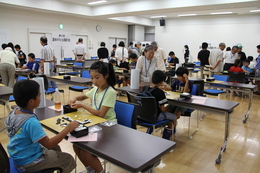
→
(137, 85, 157, 97)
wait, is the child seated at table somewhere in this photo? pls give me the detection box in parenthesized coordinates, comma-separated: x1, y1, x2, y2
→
(5, 80, 78, 173)
(68, 61, 117, 173)
(142, 70, 177, 140)
(229, 59, 245, 73)
(242, 59, 253, 74)
(22, 53, 39, 77)
(248, 56, 256, 71)
(163, 67, 193, 129)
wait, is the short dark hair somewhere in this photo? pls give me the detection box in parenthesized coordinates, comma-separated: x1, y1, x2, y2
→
(129, 42, 133, 45)
(28, 53, 35, 59)
(184, 45, 189, 49)
(248, 56, 253, 61)
(109, 59, 117, 64)
(78, 38, 83, 42)
(13, 80, 39, 108)
(129, 53, 137, 59)
(152, 70, 165, 84)
(257, 45, 260, 49)
(90, 61, 116, 89)
(14, 44, 21, 49)
(244, 59, 250, 63)
(234, 59, 241, 67)
(142, 44, 145, 46)
(100, 42, 105, 46)
(7, 42, 14, 49)
(118, 41, 125, 47)
(40, 36, 48, 44)
(169, 51, 175, 56)
(176, 67, 189, 76)
(202, 42, 208, 49)
(226, 47, 231, 51)
(232, 46, 238, 50)
(112, 44, 117, 48)
(1, 43, 7, 50)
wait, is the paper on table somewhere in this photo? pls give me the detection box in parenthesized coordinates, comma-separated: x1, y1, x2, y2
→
(48, 105, 63, 112)
(68, 133, 98, 142)
(192, 96, 207, 104)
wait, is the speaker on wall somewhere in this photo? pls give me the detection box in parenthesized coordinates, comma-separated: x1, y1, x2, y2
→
(159, 18, 165, 26)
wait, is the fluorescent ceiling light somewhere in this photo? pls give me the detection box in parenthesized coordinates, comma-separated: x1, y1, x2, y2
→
(250, 9, 260, 12)
(88, 0, 107, 5)
(178, 14, 197, 17)
(150, 16, 167, 18)
(211, 12, 233, 15)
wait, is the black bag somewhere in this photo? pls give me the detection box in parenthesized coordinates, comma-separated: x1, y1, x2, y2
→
(137, 85, 157, 97)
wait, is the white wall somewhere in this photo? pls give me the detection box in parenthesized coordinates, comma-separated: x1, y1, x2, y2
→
(154, 14, 260, 63)
(0, 7, 128, 58)
(134, 25, 145, 41)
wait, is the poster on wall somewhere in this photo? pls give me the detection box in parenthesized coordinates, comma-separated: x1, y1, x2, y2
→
(199, 40, 218, 50)
(52, 31, 71, 47)
(0, 29, 11, 45)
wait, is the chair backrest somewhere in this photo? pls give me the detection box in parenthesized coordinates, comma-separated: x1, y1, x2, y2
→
(17, 76, 28, 81)
(81, 71, 91, 78)
(0, 143, 10, 173)
(228, 71, 246, 83)
(64, 57, 72, 60)
(35, 58, 41, 62)
(115, 101, 136, 129)
(191, 84, 199, 96)
(213, 75, 228, 82)
(91, 57, 98, 59)
(127, 92, 158, 124)
(73, 62, 83, 66)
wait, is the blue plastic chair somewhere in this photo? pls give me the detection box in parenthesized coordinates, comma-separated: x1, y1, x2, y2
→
(91, 57, 99, 59)
(68, 70, 90, 99)
(64, 57, 72, 61)
(115, 101, 136, 129)
(66, 62, 83, 76)
(35, 58, 41, 62)
(204, 75, 228, 99)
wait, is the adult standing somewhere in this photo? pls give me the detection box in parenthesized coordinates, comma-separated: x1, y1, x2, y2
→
(74, 38, 86, 62)
(110, 44, 117, 59)
(254, 45, 260, 95)
(197, 42, 210, 79)
(223, 46, 238, 71)
(150, 41, 167, 72)
(184, 45, 190, 63)
(97, 42, 109, 63)
(237, 44, 247, 67)
(209, 42, 226, 77)
(136, 45, 166, 85)
(115, 41, 128, 66)
(40, 36, 57, 88)
(0, 47, 20, 87)
(136, 42, 142, 56)
(14, 44, 27, 66)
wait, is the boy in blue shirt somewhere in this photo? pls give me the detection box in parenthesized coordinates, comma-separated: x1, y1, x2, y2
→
(242, 59, 253, 74)
(5, 80, 79, 173)
(22, 53, 39, 72)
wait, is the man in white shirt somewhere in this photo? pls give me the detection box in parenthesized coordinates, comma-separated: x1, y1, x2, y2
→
(151, 41, 167, 69)
(209, 42, 226, 77)
(74, 38, 87, 61)
(223, 46, 238, 71)
(115, 41, 128, 66)
(0, 47, 20, 87)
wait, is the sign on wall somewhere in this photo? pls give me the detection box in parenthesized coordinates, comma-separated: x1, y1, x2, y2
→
(52, 31, 71, 46)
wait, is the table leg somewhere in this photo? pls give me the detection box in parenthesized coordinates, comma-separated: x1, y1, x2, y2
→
(215, 111, 229, 164)
(243, 90, 253, 123)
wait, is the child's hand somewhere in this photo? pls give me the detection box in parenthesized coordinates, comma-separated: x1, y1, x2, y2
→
(183, 73, 189, 81)
(70, 102, 83, 109)
(67, 98, 76, 107)
(65, 121, 79, 132)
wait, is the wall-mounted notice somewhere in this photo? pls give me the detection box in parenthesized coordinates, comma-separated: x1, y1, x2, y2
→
(52, 31, 71, 46)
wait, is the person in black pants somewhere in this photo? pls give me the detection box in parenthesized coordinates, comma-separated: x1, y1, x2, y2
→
(197, 42, 210, 79)
(184, 45, 190, 63)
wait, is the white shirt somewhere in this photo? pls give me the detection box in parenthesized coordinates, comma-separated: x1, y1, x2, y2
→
(136, 56, 166, 83)
(154, 48, 167, 61)
(0, 48, 20, 67)
(209, 49, 224, 72)
(249, 61, 256, 70)
(74, 43, 86, 55)
(115, 47, 128, 65)
(40, 44, 55, 61)
(223, 51, 238, 64)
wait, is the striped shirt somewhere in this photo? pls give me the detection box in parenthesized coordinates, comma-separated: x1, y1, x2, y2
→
(40, 44, 55, 61)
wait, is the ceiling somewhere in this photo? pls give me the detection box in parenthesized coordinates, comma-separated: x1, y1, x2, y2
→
(0, 0, 259, 26)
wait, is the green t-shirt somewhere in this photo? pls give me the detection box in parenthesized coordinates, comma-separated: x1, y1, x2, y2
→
(86, 86, 116, 121)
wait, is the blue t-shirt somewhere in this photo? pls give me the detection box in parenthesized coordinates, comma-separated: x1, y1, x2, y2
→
(170, 80, 193, 93)
(7, 116, 46, 166)
(242, 66, 253, 73)
(25, 61, 39, 71)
